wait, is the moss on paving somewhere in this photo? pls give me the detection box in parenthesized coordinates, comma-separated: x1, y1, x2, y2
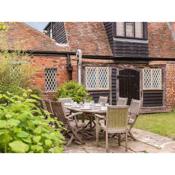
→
(135, 112, 175, 139)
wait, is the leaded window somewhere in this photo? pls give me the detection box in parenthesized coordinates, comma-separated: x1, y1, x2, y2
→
(85, 67, 110, 90)
(116, 22, 125, 37)
(126, 22, 134, 37)
(135, 22, 143, 38)
(116, 22, 145, 39)
(10, 64, 21, 79)
(45, 68, 57, 92)
(143, 69, 162, 90)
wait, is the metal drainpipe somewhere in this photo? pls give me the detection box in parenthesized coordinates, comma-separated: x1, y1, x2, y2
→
(66, 54, 73, 80)
(76, 49, 82, 84)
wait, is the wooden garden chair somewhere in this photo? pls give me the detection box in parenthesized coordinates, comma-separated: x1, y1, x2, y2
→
(117, 97, 128, 106)
(42, 99, 55, 117)
(58, 97, 73, 115)
(58, 97, 73, 104)
(95, 105, 129, 152)
(128, 99, 141, 140)
(50, 101, 85, 146)
(98, 96, 108, 106)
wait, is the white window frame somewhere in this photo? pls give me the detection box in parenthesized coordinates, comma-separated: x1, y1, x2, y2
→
(143, 68, 162, 90)
(85, 67, 110, 90)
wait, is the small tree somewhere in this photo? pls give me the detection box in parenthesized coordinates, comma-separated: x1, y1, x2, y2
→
(0, 23, 7, 30)
(0, 26, 35, 94)
(57, 81, 91, 103)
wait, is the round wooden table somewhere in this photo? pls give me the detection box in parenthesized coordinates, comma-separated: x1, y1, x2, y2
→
(65, 105, 107, 115)
(64, 104, 106, 129)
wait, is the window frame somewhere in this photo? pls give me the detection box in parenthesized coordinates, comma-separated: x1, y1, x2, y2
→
(125, 22, 135, 38)
(143, 68, 162, 90)
(44, 68, 57, 92)
(85, 67, 110, 91)
(115, 22, 146, 40)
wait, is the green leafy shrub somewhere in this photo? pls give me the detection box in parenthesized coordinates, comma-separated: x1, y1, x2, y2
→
(57, 81, 91, 103)
(0, 29, 35, 94)
(0, 51, 35, 94)
(0, 89, 65, 153)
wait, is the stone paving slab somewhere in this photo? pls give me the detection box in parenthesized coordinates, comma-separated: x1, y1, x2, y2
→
(133, 128, 175, 149)
(64, 129, 175, 153)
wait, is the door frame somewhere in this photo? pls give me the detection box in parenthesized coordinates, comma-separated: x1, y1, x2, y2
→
(116, 68, 142, 104)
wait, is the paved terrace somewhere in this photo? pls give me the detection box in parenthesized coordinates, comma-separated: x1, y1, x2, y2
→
(64, 129, 175, 153)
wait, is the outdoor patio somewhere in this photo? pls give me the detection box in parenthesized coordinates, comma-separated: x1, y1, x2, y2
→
(64, 128, 175, 153)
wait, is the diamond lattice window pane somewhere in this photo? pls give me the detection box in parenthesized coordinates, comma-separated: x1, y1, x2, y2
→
(152, 69, 162, 89)
(85, 67, 109, 90)
(143, 68, 162, 90)
(10, 65, 21, 80)
(98, 67, 109, 89)
(45, 68, 57, 92)
(85, 67, 97, 89)
(143, 69, 152, 89)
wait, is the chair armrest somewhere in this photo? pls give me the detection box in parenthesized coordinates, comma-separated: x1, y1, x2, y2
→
(95, 114, 105, 120)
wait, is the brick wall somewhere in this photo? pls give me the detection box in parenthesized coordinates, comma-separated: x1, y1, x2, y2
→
(29, 55, 72, 99)
(148, 23, 175, 111)
(148, 22, 175, 58)
(165, 63, 175, 110)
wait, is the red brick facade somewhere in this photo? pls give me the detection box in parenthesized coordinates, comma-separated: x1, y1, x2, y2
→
(26, 23, 175, 111)
(165, 63, 175, 110)
(2, 22, 175, 112)
(28, 55, 78, 99)
(148, 23, 175, 111)
(148, 22, 175, 58)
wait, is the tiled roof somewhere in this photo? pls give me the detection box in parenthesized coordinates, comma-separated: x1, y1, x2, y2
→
(0, 22, 70, 52)
(0, 22, 112, 56)
(64, 22, 113, 56)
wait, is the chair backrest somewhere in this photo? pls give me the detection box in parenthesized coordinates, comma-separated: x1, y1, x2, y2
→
(44, 100, 53, 114)
(50, 101, 67, 124)
(98, 96, 108, 105)
(58, 98, 73, 104)
(37, 99, 45, 110)
(117, 97, 128, 106)
(129, 99, 141, 116)
(106, 105, 128, 129)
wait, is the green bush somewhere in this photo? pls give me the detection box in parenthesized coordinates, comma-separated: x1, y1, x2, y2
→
(0, 50, 35, 94)
(57, 81, 91, 103)
(0, 89, 65, 153)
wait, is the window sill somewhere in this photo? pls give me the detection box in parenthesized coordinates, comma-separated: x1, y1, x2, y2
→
(114, 37, 148, 44)
(86, 89, 110, 91)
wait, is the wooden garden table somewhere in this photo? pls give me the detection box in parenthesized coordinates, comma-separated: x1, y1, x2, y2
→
(64, 104, 107, 115)
(64, 103, 106, 129)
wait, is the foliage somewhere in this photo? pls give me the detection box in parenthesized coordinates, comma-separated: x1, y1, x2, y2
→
(0, 50, 35, 94)
(0, 89, 65, 153)
(0, 27, 35, 94)
(30, 88, 42, 97)
(0, 23, 7, 30)
(135, 112, 175, 139)
(57, 81, 91, 103)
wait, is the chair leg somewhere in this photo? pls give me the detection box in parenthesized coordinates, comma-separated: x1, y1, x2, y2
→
(96, 118, 100, 146)
(129, 131, 136, 141)
(66, 134, 74, 146)
(125, 132, 128, 152)
(118, 134, 121, 146)
(70, 127, 84, 144)
(106, 131, 109, 153)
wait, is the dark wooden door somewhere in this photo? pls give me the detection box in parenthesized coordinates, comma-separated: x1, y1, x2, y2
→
(118, 69, 140, 104)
